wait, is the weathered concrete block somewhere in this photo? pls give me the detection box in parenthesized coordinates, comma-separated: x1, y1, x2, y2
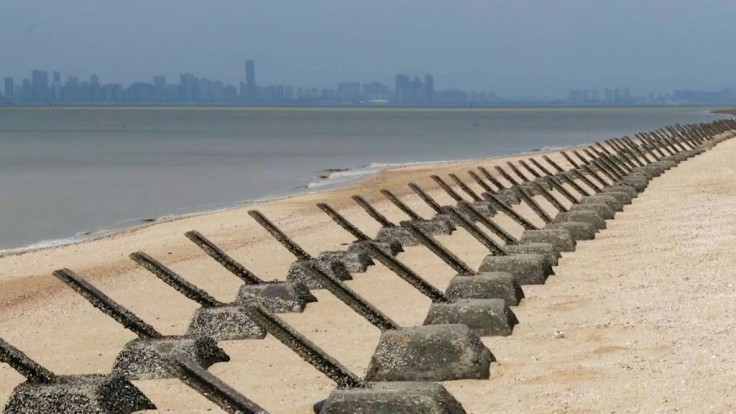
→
(374, 226, 419, 246)
(503, 243, 560, 267)
(553, 210, 606, 230)
(320, 382, 466, 414)
(519, 182, 545, 196)
(113, 336, 229, 380)
(569, 202, 615, 219)
(348, 239, 403, 257)
(236, 281, 317, 313)
(287, 259, 352, 289)
(579, 194, 624, 211)
(601, 190, 633, 205)
(603, 185, 639, 197)
(318, 250, 374, 273)
(424, 299, 518, 337)
(456, 202, 496, 222)
(444, 272, 524, 306)
(632, 166, 662, 178)
(492, 189, 522, 205)
(622, 174, 650, 191)
(478, 254, 553, 285)
(365, 325, 493, 382)
(4, 375, 155, 414)
(187, 306, 266, 341)
(411, 217, 456, 236)
(534, 177, 555, 190)
(547, 221, 597, 241)
(519, 228, 576, 252)
(655, 159, 677, 170)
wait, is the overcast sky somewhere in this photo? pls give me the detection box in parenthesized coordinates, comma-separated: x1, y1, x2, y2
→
(1, 1, 735, 97)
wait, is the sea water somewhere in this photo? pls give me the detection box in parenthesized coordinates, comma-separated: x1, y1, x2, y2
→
(0, 106, 727, 250)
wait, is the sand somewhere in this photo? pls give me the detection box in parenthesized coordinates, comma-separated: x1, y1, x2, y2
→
(1, 133, 735, 413)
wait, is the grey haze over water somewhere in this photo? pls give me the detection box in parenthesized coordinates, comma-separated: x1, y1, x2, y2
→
(3, 1, 736, 96)
(0, 107, 728, 250)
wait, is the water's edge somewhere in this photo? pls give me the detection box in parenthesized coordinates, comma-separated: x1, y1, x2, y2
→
(0, 145, 563, 257)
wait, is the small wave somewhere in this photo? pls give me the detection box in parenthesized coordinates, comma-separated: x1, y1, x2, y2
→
(306, 159, 469, 189)
(307, 166, 382, 189)
(0, 234, 89, 256)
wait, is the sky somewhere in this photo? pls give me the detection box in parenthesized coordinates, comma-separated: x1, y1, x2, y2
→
(1, 0, 735, 97)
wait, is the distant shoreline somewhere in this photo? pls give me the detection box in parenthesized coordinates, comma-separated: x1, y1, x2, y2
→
(2, 103, 734, 110)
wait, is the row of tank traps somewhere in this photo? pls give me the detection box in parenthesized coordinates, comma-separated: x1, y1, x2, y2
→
(2, 119, 735, 414)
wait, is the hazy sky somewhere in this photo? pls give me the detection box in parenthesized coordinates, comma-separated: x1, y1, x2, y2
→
(1, 1, 735, 97)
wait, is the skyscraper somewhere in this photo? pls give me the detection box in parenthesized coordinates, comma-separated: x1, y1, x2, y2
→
(424, 74, 434, 103)
(180, 73, 195, 102)
(90, 75, 101, 102)
(394, 74, 410, 103)
(3, 78, 14, 102)
(31, 70, 49, 103)
(52, 71, 61, 101)
(245, 60, 257, 100)
(153, 76, 166, 101)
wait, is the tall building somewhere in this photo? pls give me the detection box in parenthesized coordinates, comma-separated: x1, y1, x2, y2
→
(31, 70, 49, 102)
(180, 73, 195, 102)
(51, 71, 61, 101)
(21, 79, 32, 102)
(337, 82, 361, 101)
(153, 76, 166, 101)
(245, 60, 257, 100)
(65, 76, 80, 102)
(394, 74, 410, 103)
(90, 75, 101, 102)
(3, 77, 14, 102)
(424, 74, 434, 103)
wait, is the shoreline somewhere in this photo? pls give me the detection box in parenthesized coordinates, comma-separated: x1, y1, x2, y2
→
(0, 145, 564, 258)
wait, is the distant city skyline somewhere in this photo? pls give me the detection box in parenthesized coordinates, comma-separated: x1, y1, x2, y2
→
(3, 59, 736, 106)
(2, 1, 736, 97)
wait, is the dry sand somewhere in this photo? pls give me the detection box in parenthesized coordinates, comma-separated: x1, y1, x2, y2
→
(1, 134, 735, 413)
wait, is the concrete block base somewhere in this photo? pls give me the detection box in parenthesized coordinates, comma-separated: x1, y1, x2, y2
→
(318, 250, 374, 273)
(408, 217, 456, 236)
(187, 306, 267, 341)
(287, 259, 352, 289)
(490, 189, 522, 205)
(320, 382, 466, 414)
(236, 281, 317, 313)
(519, 228, 576, 252)
(547, 221, 597, 241)
(113, 336, 229, 380)
(348, 240, 403, 257)
(424, 299, 518, 337)
(632, 166, 661, 179)
(603, 185, 639, 198)
(365, 325, 493, 382)
(4, 375, 155, 414)
(503, 243, 560, 267)
(444, 272, 524, 306)
(553, 210, 606, 230)
(580, 194, 624, 211)
(478, 254, 553, 285)
(600, 190, 633, 205)
(621, 174, 650, 191)
(569, 202, 615, 219)
(374, 226, 419, 246)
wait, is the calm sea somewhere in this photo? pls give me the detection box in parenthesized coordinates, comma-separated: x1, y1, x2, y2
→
(0, 106, 727, 250)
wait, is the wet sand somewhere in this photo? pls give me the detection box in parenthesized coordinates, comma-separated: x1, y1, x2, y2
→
(1, 134, 735, 413)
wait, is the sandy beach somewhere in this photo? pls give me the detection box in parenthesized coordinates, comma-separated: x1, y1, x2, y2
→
(2, 126, 736, 413)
